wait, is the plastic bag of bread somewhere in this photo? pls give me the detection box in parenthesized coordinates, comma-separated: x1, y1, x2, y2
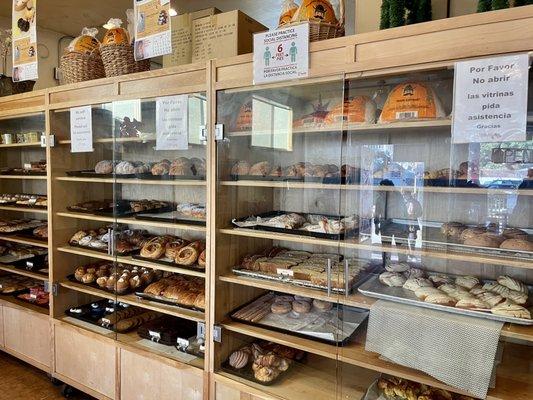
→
(378, 82, 446, 123)
(235, 100, 253, 131)
(102, 18, 130, 47)
(278, 0, 300, 27)
(325, 96, 377, 125)
(291, 0, 338, 25)
(66, 27, 101, 56)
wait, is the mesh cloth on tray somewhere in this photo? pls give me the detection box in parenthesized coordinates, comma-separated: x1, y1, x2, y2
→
(365, 300, 503, 398)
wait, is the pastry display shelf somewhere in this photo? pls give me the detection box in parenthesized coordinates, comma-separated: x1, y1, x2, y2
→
(219, 274, 533, 344)
(56, 246, 206, 278)
(0, 205, 48, 214)
(0, 294, 48, 316)
(56, 211, 207, 232)
(58, 137, 156, 145)
(0, 234, 48, 248)
(214, 354, 377, 400)
(0, 142, 42, 149)
(222, 321, 533, 400)
(0, 175, 47, 181)
(59, 280, 204, 323)
(0, 264, 48, 281)
(220, 181, 533, 196)
(55, 176, 207, 187)
(219, 228, 533, 270)
(226, 119, 452, 138)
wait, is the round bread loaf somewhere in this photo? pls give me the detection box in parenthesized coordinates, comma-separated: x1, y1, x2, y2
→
(460, 227, 486, 242)
(500, 238, 533, 252)
(464, 235, 501, 248)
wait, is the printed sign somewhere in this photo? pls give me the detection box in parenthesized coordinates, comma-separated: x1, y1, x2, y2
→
(156, 95, 188, 151)
(134, 0, 172, 60)
(70, 106, 93, 153)
(452, 54, 529, 143)
(12, 0, 38, 82)
(253, 23, 309, 85)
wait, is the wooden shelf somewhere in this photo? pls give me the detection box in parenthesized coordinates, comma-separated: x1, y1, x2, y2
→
(0, 264, 48, 281)
(0, 142, 42, 149)
(219, 274, 533, 343)
(219, 180, 533, 196)
(57, 211, 207, 232)
(56, 245, 205, 278)
(0, 294, 49, 316)
(219, 228, 533, 270)
(60, 280, 205, 323)
(214, 354, 377, 400)
(58, 137, 156, 145)
(0, 205, 48, 214)
(0, 234, 48, 248)
(0, 175, 46, 180)
(227, 119, 452, 137)
(222, 320, 533, 400)
(55, 176, 206, 186)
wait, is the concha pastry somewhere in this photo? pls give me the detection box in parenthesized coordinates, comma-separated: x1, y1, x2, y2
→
(464, 235, 501, 248)
(460, 227, 486, 242)
(497, 276, 528, 295)
(379, 272, 406, 287)
(424, 293, 456, 306)
(414, 287, 442, 300)
(94, 160, 114, 174)
(403, 278, 433, 291)
(491, 300, 531, 319)
(455, 276, 480, 290)
(385, 262, 410, 273)
(229, 350, 249, 369)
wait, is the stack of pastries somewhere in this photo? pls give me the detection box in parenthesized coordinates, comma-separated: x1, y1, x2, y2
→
(139, 236, 206, 268)
(143, 275, 205, 309)
(69, 227, 149, 254)
(0, 219, 45, 233)
(231, 160, 358, 180)
(0, 241, 46, 258)
(441, 222, 532, 251)
(379, 263, 531, 319)
(377, 375, 474, 400)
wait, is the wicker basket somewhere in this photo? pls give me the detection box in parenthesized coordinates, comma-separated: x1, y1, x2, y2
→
(60, 52, 106, 85)
(285, 0, 345, 42)
(100, 43, 150, 77)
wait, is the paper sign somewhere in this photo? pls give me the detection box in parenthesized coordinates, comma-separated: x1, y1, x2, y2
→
(156, 95, 188, 151)
(12, 0, 38, 82)
(70, 106, 93, 153)
(134, 0, 172, 60)
(253, 23, 309, 85)
(452, 54, 529, 143)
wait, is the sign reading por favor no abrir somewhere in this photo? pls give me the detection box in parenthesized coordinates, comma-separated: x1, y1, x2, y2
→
(452, 54, 529, 144)
(253, 23, 309, 85)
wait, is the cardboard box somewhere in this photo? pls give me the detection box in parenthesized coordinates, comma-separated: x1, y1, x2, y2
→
(163, 8, 221, 67)
(163, 10, 267, 67)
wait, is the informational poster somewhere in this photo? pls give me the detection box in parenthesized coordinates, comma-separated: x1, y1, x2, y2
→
(70, 106, 93, 153)
(12, 0, 38, 82)
(134, 0, 172, 61)
(253, 23, 309, 85)
(156, 95, 188, 151)
(452, 54, 529, 144)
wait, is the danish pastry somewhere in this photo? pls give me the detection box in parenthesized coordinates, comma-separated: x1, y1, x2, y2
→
(403, 278, 433, 291)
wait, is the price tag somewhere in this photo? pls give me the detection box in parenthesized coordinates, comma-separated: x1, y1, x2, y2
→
(70, 106, 93, 153)
(277, 268, 294, 278)
(177, 337, 190, 350)
(148, 330, 161, 342)
(253, 23, 309, 85)
(156, 95, 189, 150)
(453, 54, 529, 143)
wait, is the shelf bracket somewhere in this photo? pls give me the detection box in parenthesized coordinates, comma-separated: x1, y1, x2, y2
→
(41, 134, 55, 148)
(213, 325, 222, 343)
(44, 281, 58, 297)
(199, 125, 207, 142)
(215, 124, 224, 141)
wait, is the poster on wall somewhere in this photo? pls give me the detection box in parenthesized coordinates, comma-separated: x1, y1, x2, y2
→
(134, 0, 172, 61)
(12, 0, 38, 82)
(452, 54, 529, 144)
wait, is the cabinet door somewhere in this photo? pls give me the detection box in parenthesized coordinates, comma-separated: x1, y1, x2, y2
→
(54, 323, 116, 399)
(215, 381, 273, 400)
(0, 305, 4, 349)
(3, 306, 51, 369)
(120, 349, 203, 400)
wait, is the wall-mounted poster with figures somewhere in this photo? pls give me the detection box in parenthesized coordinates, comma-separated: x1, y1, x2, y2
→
(134, 0, 172, 61)
(12, 0, 38, 82)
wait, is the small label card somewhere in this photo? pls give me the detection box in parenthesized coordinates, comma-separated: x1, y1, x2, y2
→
(156, 95, 189, 150)
(453, 54, 529, 143)
(70, 106, 93, 153)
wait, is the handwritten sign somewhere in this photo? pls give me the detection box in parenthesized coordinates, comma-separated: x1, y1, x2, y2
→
(253, 23, 309, 85)
(452, 54, 529, 143)
(12, 0, 38, 82)
(134, 0, 172, 60)
(70, 106, 93, 153)
(156, 95, 188, 151)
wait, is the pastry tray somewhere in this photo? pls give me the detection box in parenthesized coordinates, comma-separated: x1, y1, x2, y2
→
(232, 211, 361, 240)
(0, 169, 46, 176)
(131, 254, 205, 272)
(66, 274, 141, 296)
(15, 293, 49, 309)
(66, 170, 205, 181)
(230, 174, 359, 185)
(65, 300, 142, 333)
(134, 211, 206, 226)
(134, 291, 205, 312)
(67, 201, 173, 218)
(220, 358, 296, 387)
(362, 220, 533, 261)
(0, 221, 46, 234)
(69, 242, 140, 257)
(358, 274, 533, 326)
(0, 287, 33, 296)
(230, 292, 369, 345)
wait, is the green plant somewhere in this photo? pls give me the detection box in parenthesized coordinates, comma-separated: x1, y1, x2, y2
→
(380, 0, 391, 29)
(492, 0, 510, 9)
(416, 0, 432, 22)
(389, 0, 406, 27)
(514, 0, 533, 6)
(405, 0, 417, 25)
(477, 0, 492, 11)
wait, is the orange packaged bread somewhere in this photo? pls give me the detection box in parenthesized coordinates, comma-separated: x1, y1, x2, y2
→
(378, 82, 446, 123)
(66, 28, 101, 56)
(292, 0, 338, 25)
(102, 18, 130, 46)
(235, 101, 253, 131)
(325, 96, 377, 125)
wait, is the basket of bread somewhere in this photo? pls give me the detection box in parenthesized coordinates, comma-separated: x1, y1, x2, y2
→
(278, 0, 345, 42)
(60, 28, 106, 84)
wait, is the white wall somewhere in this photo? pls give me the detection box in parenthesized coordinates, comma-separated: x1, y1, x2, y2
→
(0, 16, 66, 90)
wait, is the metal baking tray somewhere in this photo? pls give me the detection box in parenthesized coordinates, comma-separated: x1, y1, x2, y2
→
(134, 211, 206, 226)
(134, 291, 205, 312)
(66, 274, 144, 296)
(220, 358, 297, 387)
(66, 170, 205, 181)
(358, 274, 533, 326)
(232, 211, 361, 241)
(131, 254, 205, 272)
(230, 174, 359, 185)
(230, 292, 369, 345)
